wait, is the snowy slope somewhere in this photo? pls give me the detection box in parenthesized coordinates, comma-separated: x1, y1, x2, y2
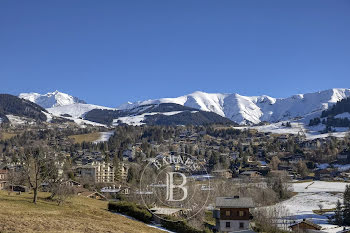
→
(335, 112, 350, 120)
(112, 111, 184, 126)
(19, 90, 86, 108)
(119, 88, 350, 125)
(47, 103, 115, 118)
(276, 181, 346, 233)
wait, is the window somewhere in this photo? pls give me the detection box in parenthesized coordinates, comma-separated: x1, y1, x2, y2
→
(239, 211, 245, 217)
(225, 222, 230, 228)
(225, 210, 230, 216)
(239, 222, 244, 229)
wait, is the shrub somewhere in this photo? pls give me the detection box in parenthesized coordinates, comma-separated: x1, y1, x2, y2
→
(160, 216, 206, 233)
(108, 201, 152, 223)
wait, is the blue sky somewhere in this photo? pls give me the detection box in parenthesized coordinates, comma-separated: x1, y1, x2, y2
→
(1, 0, 349, 107)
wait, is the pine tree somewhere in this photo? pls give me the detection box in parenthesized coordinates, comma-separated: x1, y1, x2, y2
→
(334, 199, 343, 226)
(343, 185, 350, 225)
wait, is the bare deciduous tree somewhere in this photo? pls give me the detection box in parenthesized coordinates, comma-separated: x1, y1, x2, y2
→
(21, 146, 56, 204)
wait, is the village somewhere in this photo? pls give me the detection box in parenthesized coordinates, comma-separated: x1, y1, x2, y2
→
(1, 122, 350, 232)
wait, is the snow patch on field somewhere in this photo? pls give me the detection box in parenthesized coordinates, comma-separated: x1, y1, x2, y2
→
(161, 111, 183, 116)
(293, 181, 348, 193)
(113, 112, 158, 126)
(70, 118, 106, 127)
(42, 111, 53, 122)
(248, 121, 349, 140)
(274, 181, 349, 232)
(317, 164, 350, 172)
(94, 131, 114, 143)
(113, 111, 184, 126)
(6, 115, 30, 125)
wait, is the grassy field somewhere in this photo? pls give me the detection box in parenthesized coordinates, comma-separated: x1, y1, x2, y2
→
(0, 132, 17, 140)
(68, 132, 101, 144)
(0, 191, 164, 233)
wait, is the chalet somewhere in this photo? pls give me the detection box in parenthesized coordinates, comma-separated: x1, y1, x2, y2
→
(213, 196, 255, 233)
(0, 170, 8, 190)
(63, 180, 82, 187)
(100, 185, 130, 195)
(239, 171, 261, 179)
(281, 154, 305, 164)
(289, 219, 322, 232)
(277, 135, 289, 143)
(341, 172, 350, 180)
(8, 185, 29, 192)
(337, 154, 348, 161)
(230, 152, 240, 160)
(122, 149, 135, 161)
(278, 164, 294, 172)
(302, 139, 322, 150)
(78, 191, 107, 200)
(316, 169, 332, 180)
(212, 169, 232, 179)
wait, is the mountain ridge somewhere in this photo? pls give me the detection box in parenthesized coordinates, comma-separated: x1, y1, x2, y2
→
(17, 88, 350, 126)
(118, 88, 350, 125)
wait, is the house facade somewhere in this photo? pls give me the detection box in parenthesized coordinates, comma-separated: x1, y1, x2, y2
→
(0, 169, 8, 190)
(213, 196, 255, 232)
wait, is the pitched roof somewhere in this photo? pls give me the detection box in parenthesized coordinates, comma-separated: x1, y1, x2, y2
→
(289, 219, 322, 230)
(80, 191, 107, 200)
(216, 196, 254, 208)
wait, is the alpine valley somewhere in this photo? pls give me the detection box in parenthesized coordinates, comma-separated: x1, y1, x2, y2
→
(1, 88, 349, 139)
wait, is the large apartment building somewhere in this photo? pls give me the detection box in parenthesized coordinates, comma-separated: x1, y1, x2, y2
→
(76, 162, 115, 183)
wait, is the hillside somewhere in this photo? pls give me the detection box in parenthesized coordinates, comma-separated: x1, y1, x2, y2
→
(309, 97, 350, 128)
(0, 94, 47, 123)
(0, 191, 164, 233)
(84, 103, 234, 126)
(321, 97, 350, 118)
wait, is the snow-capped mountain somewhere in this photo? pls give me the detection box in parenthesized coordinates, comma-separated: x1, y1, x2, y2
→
(19, 90, 86, 108)
(118, 88, 350, 125)
(19, 91, 115, 122)
(17, 88, 350, 126)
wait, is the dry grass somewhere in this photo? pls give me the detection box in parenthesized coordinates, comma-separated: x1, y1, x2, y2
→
(68, 132, 101, 144)
(0, 132, 17, 140)
(313, 208, 336, 215)
(0, 191, 163, 233)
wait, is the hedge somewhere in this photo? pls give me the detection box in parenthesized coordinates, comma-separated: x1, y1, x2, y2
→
(108, 201, 212, 233)
(108, 201, 152, 223)
(160, 216, 210, 233)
